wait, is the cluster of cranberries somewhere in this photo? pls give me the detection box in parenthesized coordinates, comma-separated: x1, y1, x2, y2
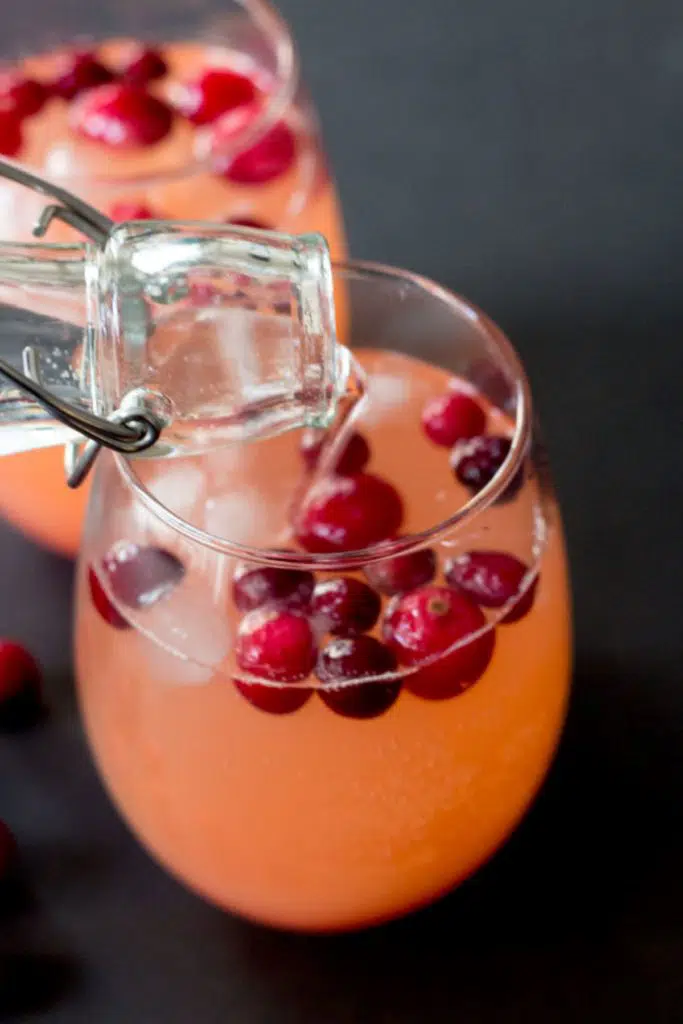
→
(0, 41, 294, 226)
(89, 400, 537, 720)
(422, 385, 524, 501)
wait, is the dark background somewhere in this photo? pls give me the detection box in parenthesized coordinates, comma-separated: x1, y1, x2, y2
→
(2, 0, 683, 1020)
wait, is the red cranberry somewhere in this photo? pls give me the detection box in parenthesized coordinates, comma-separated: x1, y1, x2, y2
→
(0, 641, 43, 730)
(316, 635, 400, 719)
(364, 542, 437, 596)
(295, 472, 403, 554)
(109, 200, 159, 221)
(0, 107, 22, 156)
(52, 51, 115, 100)
(232, 560, 314, 613)
(311, 576, 381, 635)
(445, 550, 537, 624)
(300, 430, 370, 476)
(226, 216, 271, 229)
(0, 819, 17, 881)
(175, 68, 256, 126)
(0, 72, 48, 118)
(451, 434, 523, 502)
(120, 44, 168, 86)
(88, 566, 130, 630)
(421, 390, 486, 447)
(234, 677, 311, 715)
(71, 83, 173, 147)
(383, 585, 494, 700)
(101, 543, 184, 610)
(236, 609, 316, 682)
(217, 120, 296, 185)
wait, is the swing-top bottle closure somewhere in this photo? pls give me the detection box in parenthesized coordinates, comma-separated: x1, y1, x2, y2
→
(0, 157, 346, 486)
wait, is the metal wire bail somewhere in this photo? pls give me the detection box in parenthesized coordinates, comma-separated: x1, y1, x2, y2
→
(0, 157, 164, 486)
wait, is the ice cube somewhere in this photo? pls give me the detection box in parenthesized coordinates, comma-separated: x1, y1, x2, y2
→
(361, 372, 413, 427)
(133, 576, 230, 686)
(203, 489, 269, 545)
(146, 461, 206, 522)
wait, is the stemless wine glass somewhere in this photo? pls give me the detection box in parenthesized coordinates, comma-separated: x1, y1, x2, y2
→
(0, 0, 345, 556)
(75, 261, 572, 933)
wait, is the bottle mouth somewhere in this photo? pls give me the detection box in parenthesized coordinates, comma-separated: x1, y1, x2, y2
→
(17, 0, 299, 189)
(116, 258, 534, 570)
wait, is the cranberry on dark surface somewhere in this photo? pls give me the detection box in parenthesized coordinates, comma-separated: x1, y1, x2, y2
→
(295, 472, 403, 554)
(451, 434, 523, 502)
(445, 550, 538, 624)
(120, 44, 168, 86)
(175, 67, 257, 125)
(232, 561, 314, 614)
(0, 73, 48, 118)
(421, 390, 486, 447)
(364, 543, 437, 596)
(311, 576, 381, 635)
(0, 108, 22, 157)
(217, 120, 296, 185)
(71, 83, 173, 147)
(109, 201, 159, 221)
(236, 609, 317, 683)
(300, 430, 370, 476)
(51, 51, 115, 100)
(383, 584, 495, 700)
(0, 641, 43, 731)
(316, 635, 400, 719)
(101, 543, 185, 610)
(0, 818, 17, 880)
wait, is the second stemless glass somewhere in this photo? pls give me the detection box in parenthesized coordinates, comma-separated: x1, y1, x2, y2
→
(74, 261, 572, 933)
(0, 0, 345, 555)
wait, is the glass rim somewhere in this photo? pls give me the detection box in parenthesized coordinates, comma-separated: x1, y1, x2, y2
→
(116, 257, 533, 569)
(22, 0, 299, 189)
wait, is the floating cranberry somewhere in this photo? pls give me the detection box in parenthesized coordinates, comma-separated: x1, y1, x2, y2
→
(71, 83, 173, 147)
(175, 67, 256, 125)
(364, 542, 436, 596)
(235, 609, 315, 713)
(451, 434, 523, 502)
(226, 216, 271, 229)
(0, 72, 48, 118)
(232, 560, 314, 614)
(383, 585, 494, 700)
(101, 543, 185, 610)
(0, 640, 43, 730)
(120, 44, 168, 86)
(421, 390, 486, 447)
(445, 550, 537, 623)
(311, 576, 381, 635)
(52, 51, 115, 100)
(295, 472, 403, 554)
(234, 677, 311, 715)
(109, 200, 159, 221)
(88, 566, 130, 630)
(217, 120, 296, 185)
(317, 635, 400, 719)
(0, 108, 22, 157)
(300, 430, 370, 476)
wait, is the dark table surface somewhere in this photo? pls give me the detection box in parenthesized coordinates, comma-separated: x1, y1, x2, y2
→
(2, 1, 683, 1020)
